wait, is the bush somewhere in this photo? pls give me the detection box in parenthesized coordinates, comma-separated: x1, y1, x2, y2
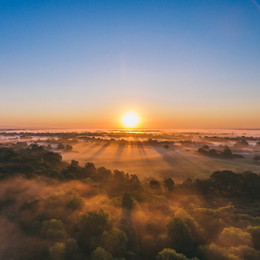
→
(41, 219, 66, 241)
(157, 248, 194, 260)
(167, 218, 196, 257)
(91, 247, 114, 260)
(199, 244, 239, 260)
(49, 242, 65, 260)
(101, 228, 127, 257)
(217, 227, 252, 247)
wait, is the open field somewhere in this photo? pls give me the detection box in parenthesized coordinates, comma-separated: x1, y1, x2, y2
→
(62, 141, 260, 181)
(1, 129, 260, 181)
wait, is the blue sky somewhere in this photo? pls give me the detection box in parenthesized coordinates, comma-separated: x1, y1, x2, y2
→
(1, 0, 260, 128)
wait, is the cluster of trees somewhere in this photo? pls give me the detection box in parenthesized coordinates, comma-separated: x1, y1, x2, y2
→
(233, 138, 250, 148)
(57, 143, 73, 151)
(77, 138, 173, 147)
(198, 145, 244, 159)
(253, 155, 260, 163)
(204, 136, 256, 142)
(0, 144, 63, 178)
(186, 170, 260, 200)
(0, 145, 260, 259)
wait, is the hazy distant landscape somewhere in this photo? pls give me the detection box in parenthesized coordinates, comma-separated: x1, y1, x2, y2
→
(1, 129, 260, 181)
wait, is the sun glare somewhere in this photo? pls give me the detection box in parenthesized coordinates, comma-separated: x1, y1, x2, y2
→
(122, 112, 140, 128)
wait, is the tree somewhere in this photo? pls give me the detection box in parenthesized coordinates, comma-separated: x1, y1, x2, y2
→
(49, 242, 65, 260)
(57, 143, 65, 150)
(164, 178, 175, 192)
(248, 226, 260, 250)
(77, 210, 112, 250)
(96, 167, 112, 182)
(65, 144, 73, 151)
(122, 192, 134, 210)
(199, 244, 239, 260)
(64, 189, 85, 210)
(0, 148, 18, 162)
(85, 162, 96, 177)
(70, 160, 79, 169)
(101, 228, 127, 257)
(65, 237, 79, 259)
(90, 247, 114, 260)
(114, 170, 127, 186)
(253, 155, 260, 163)
(43, 152, 62, 166)
(167, 218, 196, 257)
(210, 170, 238, 195)
(157, 248, 190, 260)
(208, 149, 217, 156)
(150, 179, 161, 189)
(217, 227, 252, 247)
(41, 219, 66, 241)
(198, 146, 209, 154)
(221, 146, 232, 158)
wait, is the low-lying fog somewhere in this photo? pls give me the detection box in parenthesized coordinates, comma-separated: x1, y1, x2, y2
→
(1, 129, 260, 181)
(62, 142, 259, 181)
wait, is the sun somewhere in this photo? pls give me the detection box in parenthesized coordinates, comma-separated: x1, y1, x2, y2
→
(122, 112, 140, 128)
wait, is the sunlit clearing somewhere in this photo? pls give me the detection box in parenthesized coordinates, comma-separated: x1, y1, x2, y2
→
(122, 112, 140, 128)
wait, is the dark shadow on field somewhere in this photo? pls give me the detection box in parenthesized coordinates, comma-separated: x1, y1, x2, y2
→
(130, 141, 134, 155)
(120, 208, 136, 253)
(114, 142, 126, 161)
(136, 140, 151, 166)
(87, 142, 110, 160)
(170, 148, 212, 177)
(82, 142, 99, 153)
(74, 142, 99, 159)
(171, 148, 199, 169)
(152, 145, 177, 167)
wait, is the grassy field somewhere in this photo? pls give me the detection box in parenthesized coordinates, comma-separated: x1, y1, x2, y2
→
(62, 141, 260, 181)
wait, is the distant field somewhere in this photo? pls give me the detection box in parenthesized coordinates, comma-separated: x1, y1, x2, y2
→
(62, 141, 260, 181)
(1, 129, 260, 181)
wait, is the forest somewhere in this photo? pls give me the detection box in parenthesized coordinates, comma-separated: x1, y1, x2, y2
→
(0, 143, 260, 260)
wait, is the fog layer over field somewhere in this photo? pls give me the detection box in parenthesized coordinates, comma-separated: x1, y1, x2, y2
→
(62, 141, 260, 181)
(1, 129, 259, 181)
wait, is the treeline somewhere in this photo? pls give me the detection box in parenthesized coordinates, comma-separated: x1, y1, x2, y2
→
(0, 145, 260, 260)
(198, 145, 244, 159)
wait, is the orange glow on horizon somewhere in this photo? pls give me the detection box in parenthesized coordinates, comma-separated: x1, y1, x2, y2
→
(1, 106, 260, 129)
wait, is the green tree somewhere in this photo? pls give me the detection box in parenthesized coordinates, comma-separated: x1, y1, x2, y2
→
(49, 242, 65, 260)
(167, 218, 196, 257)
(70, 160, 79, 169)
(163, 178, 175, 192)
(77, 210, 112, 250)
(122, 192, 134, 210)
(150, 179, 161, 190)
(91, 247, 114, 260)
(85, 162, 97, 177)
(57, 143, 65, 150)
(157, 248, 190, 260)
(65, 237, 79, 259)
(101, 228, 127, 257)
(248, 226, 260, 250)
(217, 227, 252, 247)
(199, 244, 239, 260)
(41, 219, 66, 241)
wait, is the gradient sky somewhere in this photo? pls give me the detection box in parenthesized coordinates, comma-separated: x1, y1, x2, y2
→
(1, 0, 260, 129)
